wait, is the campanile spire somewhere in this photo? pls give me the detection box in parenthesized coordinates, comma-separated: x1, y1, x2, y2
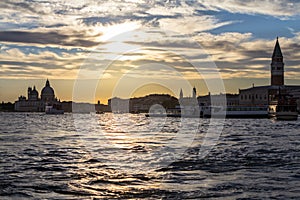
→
(271, 37, 284, 86)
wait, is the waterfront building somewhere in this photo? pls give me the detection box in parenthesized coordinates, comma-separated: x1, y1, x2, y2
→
(108, 94, 178, 113)
(108, 97, 129, 113)
(129, 94, 178, 113)
(239, 38, 300, 106)
(179, 87, 200, 116)
(179, 87, 198, 105)
(198, 93, 239, 106)
(14, 79, 61, 112)
(196, 38, 300, 110)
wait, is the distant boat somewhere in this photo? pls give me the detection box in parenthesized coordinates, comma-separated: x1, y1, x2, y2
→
(269, 100, 298, 120)
(268, 89, 298, 120)
(203, 105, 269, 118)
(145, 106, 201, 118)
(146, 107, 182, 118)
(146, 106, 270, 118)
(45, 105, 64, 114)
(145, 113, 182, 118)
(146, 104, 298, 119)
(274, 105, 298, 120)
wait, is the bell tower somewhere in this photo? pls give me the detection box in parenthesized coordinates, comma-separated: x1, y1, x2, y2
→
(271, 37, 284, 86)
(179, 88, 183, 100)
(192, 86, 196, 99)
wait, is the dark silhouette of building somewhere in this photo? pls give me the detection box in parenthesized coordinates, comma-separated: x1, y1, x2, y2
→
(41, 79, 55, 102)
(271, 37, 284, 86)
(1, 102, 15, 112)
(14, 79, 61, 112)
(238, 38, 300, 106)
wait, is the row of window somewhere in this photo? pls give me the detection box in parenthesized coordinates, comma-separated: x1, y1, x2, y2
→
(227, 107, 266, 111)
(271, 67, 283, 70)
(240, 94, 267, 101)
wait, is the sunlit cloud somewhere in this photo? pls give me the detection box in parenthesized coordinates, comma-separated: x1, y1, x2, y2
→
(198, 0, 300, 18)
(159, 15, 234, 34)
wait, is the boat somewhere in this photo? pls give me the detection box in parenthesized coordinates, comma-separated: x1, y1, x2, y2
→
(145, 113, 181, 118)
(145, 107, 200, 118)
(274, 105, 298, 120)
(202, 105, 269, 118)
(146, 103, 298, 119)
(268, 99, 298, 120)
(145, 108, 180, 117)
(268, 88, 298, 120)
(45, 104, 64, 114)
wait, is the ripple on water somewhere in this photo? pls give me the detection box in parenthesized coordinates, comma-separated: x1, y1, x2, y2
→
(0, 113, 300, 199)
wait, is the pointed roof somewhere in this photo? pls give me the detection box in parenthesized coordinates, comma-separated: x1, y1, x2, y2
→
(193, 86, 196, 93)
(179, 88, 183, 98)
(46, 79, 50, 87)
(272, 37, 283, 58)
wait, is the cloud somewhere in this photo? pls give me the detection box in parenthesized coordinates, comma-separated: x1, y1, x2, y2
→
(197, 0, 300, 18)
(0, 0, 299, 82)
(0, 31, 101, 48)
(192, 32, 300, 79)
(159, 15, 234, 34)
(0, 47, 87, 79)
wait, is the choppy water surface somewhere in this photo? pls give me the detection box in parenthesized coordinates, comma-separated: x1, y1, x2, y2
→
(1, 112, 300, 199)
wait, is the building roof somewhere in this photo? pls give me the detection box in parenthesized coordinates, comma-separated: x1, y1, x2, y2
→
(272, 37, 283, 58)
(239, 85, 300, 92)
(285, 85, 300, 89)
(31, 86, 38, 95)
(41, 79, 54, 96)
(239, 85, 286, 92)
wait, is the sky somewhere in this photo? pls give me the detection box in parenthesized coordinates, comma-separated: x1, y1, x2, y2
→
(0, 0, 300, 104)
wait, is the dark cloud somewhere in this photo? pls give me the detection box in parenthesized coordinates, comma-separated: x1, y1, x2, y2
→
(0, 0, 50, 15)
(0, 60, 61, 70)
(1, 69, 53, 77)
(126, 40, 202, 49)
(0, 0, 88, 16)
(242, 50, 270, 59)
(0, 31, 100, 47)
(79, 12, 177, 26)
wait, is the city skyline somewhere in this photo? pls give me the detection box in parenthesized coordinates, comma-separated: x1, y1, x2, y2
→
(1, 1, 300, 104)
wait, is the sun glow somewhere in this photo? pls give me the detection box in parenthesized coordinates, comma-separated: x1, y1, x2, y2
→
(100, 21, 141, 42)
(94, 22, 144, 62)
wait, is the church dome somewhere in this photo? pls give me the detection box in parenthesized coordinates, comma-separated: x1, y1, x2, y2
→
(41, 79, 55, 101)
(31, 86, 38, 96)
(28, 86, 39, 101)
(41, 86, 54, 96)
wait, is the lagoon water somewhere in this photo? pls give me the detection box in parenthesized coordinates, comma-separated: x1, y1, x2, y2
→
(1, 112, 300, 199)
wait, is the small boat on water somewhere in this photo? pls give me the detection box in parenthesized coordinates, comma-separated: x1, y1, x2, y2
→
(45, 105, 64, 114)
(145, 108, 180, 118)
(274, 105, 298, 120)
(268, 89, 298, 120)
(145, 113, 182, 118)
(269, 101, 298, 120)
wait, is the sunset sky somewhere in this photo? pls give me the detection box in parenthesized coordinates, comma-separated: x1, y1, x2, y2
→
(1, 0, 300, 104)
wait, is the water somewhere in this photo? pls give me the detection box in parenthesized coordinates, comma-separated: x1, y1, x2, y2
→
(1, 112, 300, 199)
